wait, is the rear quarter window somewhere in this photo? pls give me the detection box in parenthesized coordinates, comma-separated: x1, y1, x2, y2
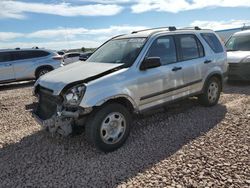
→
(201, 33, 224, 53)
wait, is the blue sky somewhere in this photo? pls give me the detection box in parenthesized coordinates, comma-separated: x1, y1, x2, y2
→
(0, 0, 250, 50)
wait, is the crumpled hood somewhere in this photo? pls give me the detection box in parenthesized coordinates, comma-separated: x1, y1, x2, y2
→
(227, 51, 250, 63)
(36, 61, 122, 95)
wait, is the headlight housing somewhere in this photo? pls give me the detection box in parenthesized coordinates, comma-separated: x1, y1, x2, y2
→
(64, 84, 86, 106)
(241, 56, 250, 63)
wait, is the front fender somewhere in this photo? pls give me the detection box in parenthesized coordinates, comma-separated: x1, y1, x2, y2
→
(79, 87, 138, 111)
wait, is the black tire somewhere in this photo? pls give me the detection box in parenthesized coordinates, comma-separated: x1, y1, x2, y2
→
(198, 77, 222, 107)
(36, 67, 52, 79)
(85, 103, 132, 152)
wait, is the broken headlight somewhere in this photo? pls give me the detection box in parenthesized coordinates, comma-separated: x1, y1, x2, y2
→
(64, 85, 86, 106)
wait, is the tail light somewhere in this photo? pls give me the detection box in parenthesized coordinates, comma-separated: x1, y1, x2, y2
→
(53, 56, 63, 61)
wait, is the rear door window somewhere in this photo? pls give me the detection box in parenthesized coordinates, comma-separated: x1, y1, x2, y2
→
(201, 33, 224, 53)
(176, 34, 204, 61)
(33, 50, 50, 58)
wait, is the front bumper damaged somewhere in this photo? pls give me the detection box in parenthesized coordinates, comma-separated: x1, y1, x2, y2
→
(33, 85, 92, 136)
(33, 104, 92, 136)
(33, 110, 75, 136)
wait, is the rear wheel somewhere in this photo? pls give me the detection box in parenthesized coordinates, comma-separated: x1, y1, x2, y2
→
(36, 67, 52, 79)
(85, 103, 131, 152)
(199, 77, 222, 106)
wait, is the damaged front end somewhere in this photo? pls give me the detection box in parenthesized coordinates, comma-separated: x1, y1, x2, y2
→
(33, 85, 91, 136)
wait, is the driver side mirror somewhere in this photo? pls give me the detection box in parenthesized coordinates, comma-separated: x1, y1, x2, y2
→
(140, 57, 161, 71)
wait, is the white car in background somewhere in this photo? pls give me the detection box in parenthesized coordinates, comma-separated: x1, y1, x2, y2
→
(63, 52, 80, 65)
(226, 30, 250, 81)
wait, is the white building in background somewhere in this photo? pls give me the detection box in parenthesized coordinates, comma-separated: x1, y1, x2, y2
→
(216, 26, 250, 43)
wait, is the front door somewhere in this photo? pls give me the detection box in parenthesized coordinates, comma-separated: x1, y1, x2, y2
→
(137, 35, 184, 110)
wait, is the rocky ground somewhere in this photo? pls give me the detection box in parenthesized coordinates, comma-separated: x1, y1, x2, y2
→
(0, 81, 249, 187)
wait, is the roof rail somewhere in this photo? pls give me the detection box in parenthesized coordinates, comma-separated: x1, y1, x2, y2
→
(110, 34, 126, 39)
(179, 26, 201, 30)
(131, 26, 176, 34)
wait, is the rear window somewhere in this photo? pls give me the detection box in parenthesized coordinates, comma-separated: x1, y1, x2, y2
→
(201, 33, 224, 53)
(11, 50, 50, 61)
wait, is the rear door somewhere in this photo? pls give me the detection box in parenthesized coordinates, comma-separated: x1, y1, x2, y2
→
(173, 34, 206, 94)
(200, 32, 226, 75)
(0, 52, 15, 82)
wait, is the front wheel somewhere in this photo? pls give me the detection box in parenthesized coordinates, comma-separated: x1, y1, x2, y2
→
(36, 67, 52, 79)
(198, 77, 222, 106)
(85, 103, 132, 152)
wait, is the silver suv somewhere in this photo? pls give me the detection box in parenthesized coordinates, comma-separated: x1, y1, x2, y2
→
(0, 48, 62, 83)
(33, 27, 227, 152)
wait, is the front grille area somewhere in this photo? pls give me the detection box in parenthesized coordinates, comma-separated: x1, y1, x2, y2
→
(228, 64, 240, 72)
(228, 63, 250, 80)
(35, 87, 62, 120)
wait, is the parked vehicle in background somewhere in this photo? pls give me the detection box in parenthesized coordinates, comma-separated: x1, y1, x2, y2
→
(0, 48, 62, 84)
(57, 50, 66, 56)
(226, 30, 250, 81)
(216, 25, 250, 43)
(63, 52, 80, 65)
(33, 26, 227, 152)
(79, 51, 93, 61)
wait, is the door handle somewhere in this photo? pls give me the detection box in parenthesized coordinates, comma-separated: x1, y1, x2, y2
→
(4, 63, 12, 67)
(204, 60, 212, 64)
(172, 67, 182, 72)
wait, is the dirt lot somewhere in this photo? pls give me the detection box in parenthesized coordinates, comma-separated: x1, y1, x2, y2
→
(0, 81, 249, 187)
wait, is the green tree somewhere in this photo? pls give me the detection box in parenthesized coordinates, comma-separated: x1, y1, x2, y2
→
(81, 47, 86, 52)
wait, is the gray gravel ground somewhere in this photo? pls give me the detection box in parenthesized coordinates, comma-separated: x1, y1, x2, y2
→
(0, 81, 249, 187)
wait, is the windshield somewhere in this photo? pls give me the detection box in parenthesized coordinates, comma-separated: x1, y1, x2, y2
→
(87, 38, 146, 67)
(226, 34, 250, 51)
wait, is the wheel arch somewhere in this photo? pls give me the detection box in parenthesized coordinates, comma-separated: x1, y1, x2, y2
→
(202, 72, 223, 93)
(94, 95, 138, 113)
(35, 65, 54, 78)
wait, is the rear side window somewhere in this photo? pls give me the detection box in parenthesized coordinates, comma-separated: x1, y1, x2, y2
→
(201, 33, 224, 53)
(0, 52, 12, 62)
(176, 35, 204, 61)
(34, 50, 50, 57)
(11, 50, 50, 61)
(147, 36, 177, 65)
